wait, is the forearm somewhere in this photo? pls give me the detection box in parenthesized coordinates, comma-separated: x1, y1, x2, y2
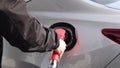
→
(0, 0, 59, 52)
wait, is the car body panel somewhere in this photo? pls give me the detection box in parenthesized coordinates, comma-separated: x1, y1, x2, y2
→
(2, 0, 120, 68)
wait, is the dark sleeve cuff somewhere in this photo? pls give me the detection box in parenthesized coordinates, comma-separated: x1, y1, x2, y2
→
(53, 32, 60, 50)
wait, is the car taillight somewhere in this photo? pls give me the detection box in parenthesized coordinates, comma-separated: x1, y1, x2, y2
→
(102, 29, 120, 44)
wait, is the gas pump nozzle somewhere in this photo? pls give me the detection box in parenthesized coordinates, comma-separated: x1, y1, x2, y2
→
(49, 29, 66, 68)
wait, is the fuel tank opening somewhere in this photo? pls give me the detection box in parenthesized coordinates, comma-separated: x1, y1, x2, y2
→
(49, 22, 78, 51)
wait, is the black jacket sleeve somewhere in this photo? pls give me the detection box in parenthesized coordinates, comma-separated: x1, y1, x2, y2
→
(0, 0, 59, 52)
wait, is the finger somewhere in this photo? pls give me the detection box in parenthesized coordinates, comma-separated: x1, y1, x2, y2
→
(60, 52, 63, 58)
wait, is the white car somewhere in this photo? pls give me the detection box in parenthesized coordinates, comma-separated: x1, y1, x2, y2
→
(2, 0, 120, 68)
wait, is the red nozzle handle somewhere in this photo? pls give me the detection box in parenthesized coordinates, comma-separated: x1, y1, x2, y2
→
(51, 28, 66, 62)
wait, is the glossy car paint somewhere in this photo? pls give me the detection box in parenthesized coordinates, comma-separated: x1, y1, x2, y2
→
(91, 0, 119, 5)
(2, 0, 120, 68)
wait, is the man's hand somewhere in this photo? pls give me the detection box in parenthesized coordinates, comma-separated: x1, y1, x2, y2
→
(54, 39, 66, 58)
